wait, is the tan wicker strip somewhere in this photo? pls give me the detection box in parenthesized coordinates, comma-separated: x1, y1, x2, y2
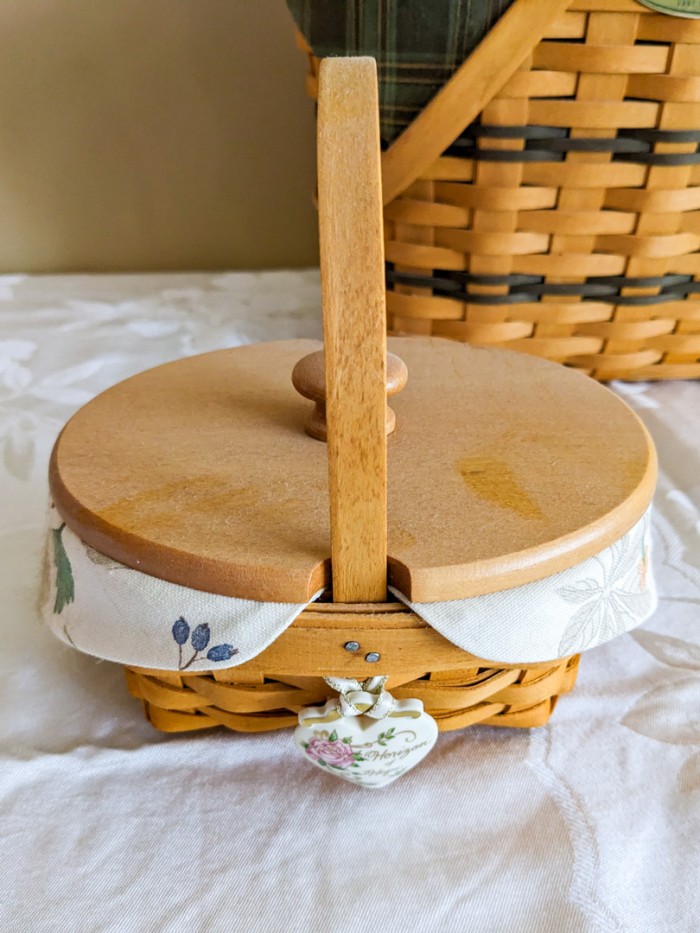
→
(122, 600, 581, 735)
(299, 0, 700, 379)
(125, 656, 580, 734)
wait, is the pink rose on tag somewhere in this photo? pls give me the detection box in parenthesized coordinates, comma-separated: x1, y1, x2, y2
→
(304, 733, 357, 769)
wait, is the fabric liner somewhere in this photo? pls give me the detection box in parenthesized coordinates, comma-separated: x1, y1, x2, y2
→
(43, 504, 655, 668)
(2, 270, 697, 931)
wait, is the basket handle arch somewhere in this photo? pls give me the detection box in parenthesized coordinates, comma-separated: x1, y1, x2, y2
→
(381, 0, 573, 203)
(317, 57, 389, 604)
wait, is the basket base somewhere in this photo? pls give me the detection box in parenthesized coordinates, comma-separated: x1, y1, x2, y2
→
(124, 656, 580, 735)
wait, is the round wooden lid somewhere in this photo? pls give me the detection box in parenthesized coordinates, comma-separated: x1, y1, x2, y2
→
(50, 336, 656, 603)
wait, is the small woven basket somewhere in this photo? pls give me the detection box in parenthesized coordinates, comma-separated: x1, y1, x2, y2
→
(125, 604, 581, 734)
(47, 58, 654, 747)
(295, 0, 700, 380)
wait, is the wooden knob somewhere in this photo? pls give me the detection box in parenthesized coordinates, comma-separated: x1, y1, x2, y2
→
(292, 349, 408, 442)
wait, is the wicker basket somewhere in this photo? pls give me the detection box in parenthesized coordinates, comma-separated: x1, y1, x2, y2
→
(47, 59, 655, 750)
(295, 0, 700, 380)
(124, 603, 581, 734)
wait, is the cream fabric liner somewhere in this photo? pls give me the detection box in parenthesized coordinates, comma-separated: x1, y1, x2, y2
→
(5, 271, 697, 931)
(43, 502, 655, 668)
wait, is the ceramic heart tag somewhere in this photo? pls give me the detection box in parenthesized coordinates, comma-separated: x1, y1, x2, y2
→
(294, 677, 438, 789)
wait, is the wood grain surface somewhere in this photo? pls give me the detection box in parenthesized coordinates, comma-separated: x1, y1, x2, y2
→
(50, 336, 656, 603)
(317, 58, 387, 603)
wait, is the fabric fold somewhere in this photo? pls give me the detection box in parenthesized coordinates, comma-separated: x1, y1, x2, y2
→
(42, 505, 316, 672)
(42, 505, 655, 671)
(394, 509, 656, 664)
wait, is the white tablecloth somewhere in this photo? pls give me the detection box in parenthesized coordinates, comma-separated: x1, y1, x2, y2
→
(1, 271, 698, 932)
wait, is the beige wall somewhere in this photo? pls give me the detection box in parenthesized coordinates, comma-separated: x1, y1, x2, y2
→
(0, 0, 319, 272)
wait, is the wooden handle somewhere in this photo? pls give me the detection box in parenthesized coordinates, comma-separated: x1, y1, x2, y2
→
(292, 349, 408, 442)
(381, 0, 573, 203)
(317, 57, 388, 603)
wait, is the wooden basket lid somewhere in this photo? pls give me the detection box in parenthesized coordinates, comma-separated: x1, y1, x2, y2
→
(50, 334, 656, 604)
(49, 59, 655, 605)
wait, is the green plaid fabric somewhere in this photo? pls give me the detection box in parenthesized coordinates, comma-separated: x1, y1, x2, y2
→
(286, 0, 515, 144)
(636, 1, 700, 14)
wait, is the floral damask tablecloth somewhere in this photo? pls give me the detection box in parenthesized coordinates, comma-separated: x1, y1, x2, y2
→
(0, 271, 698, 932)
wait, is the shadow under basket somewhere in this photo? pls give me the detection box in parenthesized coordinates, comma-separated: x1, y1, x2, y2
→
(124, 603, 580, 734)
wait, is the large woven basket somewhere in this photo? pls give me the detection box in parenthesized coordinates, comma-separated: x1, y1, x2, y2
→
(294, 0, 700, 380)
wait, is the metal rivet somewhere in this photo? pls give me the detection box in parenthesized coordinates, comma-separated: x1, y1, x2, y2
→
(344, 641, 360, 653)
(364, 652, 381, 663)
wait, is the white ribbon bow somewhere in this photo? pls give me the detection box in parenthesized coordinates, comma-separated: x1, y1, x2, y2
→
(323, 676, 395, 720)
